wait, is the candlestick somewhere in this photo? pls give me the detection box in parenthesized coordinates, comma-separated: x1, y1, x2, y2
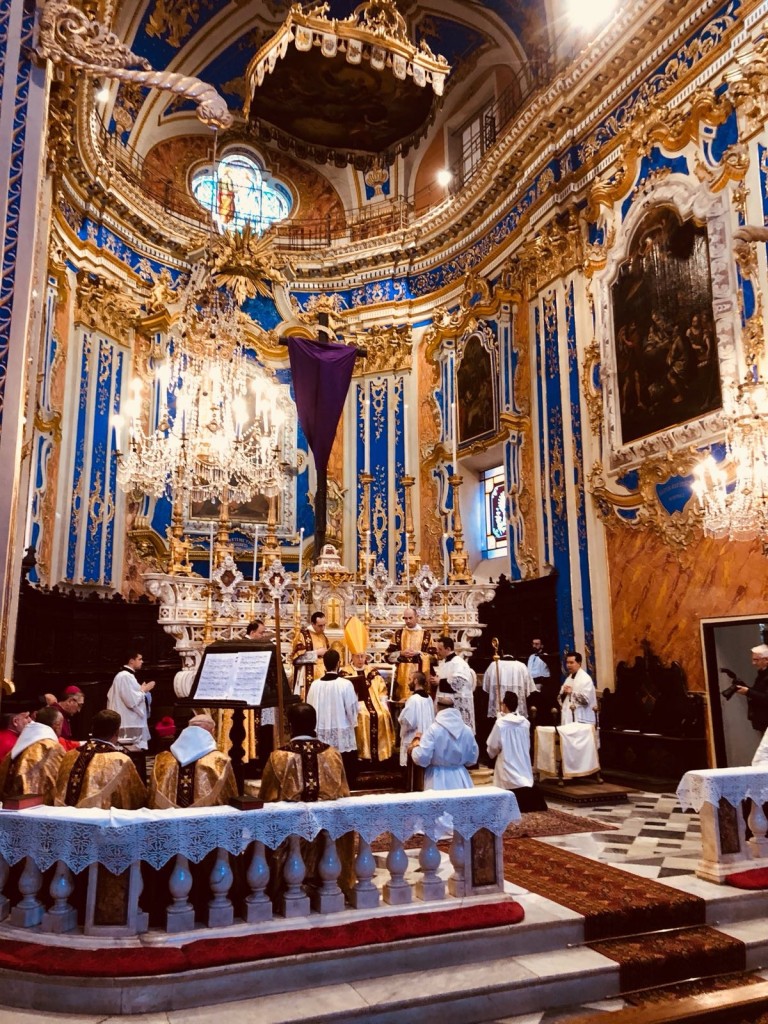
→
(209, 522, 214, 580)
(252, 526, 259, 585)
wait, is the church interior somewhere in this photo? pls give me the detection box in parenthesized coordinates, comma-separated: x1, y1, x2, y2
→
(2, 0, 768, 1020)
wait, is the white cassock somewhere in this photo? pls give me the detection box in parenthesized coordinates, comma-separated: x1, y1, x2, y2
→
(486, 713, 533, 789)
(107, 667, 150, 750)
(398, 692, 436, 767)
(306, 674, 359, 753)
(435, 655, 476, 733)
(558, 668, 597, 725)
(411, 707, 478, 790)
(483, 659, 536, 719)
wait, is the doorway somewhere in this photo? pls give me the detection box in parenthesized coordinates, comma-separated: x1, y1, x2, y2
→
(701, 615, 768, 767)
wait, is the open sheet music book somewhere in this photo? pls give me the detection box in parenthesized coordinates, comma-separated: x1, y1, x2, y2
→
(193, 649, 272, 706)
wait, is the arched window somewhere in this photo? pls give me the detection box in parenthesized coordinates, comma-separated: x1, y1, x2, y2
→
(191, 151, 292, 233)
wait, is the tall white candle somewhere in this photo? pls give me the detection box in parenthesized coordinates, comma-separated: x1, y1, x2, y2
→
(252, 526, 259, 584)
(451, 400, 458, 470)
(363, 393, 370, 475)
(403, 400, 409, 477)
(297, 526, 304, 581)
(209, 522, 215, 581)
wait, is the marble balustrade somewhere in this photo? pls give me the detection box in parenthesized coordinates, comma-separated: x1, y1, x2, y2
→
(0, 788, 520, 937)
(677, 766, 768, 883)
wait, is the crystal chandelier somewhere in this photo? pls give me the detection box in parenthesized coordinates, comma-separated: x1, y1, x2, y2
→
(115, 271, 286, 505)
(693, 378, 768, 542)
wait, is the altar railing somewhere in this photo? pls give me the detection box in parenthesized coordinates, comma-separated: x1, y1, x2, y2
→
(677, 767, 768, 882)
(0, 789, 519, 937)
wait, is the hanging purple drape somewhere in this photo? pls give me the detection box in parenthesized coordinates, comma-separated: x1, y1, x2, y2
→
(286, 336, 358, 473)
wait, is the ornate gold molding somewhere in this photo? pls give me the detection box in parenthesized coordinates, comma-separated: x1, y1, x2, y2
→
(354, 323, 412, 376)
(580, 340, 603, 436)
(588, 452, 704, 551)
(586, 87, 733, 220)
(33, 410, 62, 444)
(503, 210, 584, 297)
(423, 271, 508, 359)
(209, 225, 293, 305)
(74, 271, 141, 336)
(37, 0, 232, 129)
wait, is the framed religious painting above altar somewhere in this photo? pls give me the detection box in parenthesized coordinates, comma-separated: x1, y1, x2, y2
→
(610, 206, 722, 446)
(457, 327, 499, 449)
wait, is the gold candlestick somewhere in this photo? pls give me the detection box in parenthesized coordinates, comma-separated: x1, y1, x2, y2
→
(203, 583, 214, 645)
(214, 490, 234, 568)
(358, 471, 374, 579)
(448, 473, 472, 584)
(260, 491, 281, 568)
(400, 474, 420, 584)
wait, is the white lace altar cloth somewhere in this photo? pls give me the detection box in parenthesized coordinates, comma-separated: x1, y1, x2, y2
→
(0, 788, 519, 875)
(677, 767, 768, 812)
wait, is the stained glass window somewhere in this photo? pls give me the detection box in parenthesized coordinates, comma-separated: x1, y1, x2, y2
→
(191, 151, 292, 233)
(482, 466, 508, 559)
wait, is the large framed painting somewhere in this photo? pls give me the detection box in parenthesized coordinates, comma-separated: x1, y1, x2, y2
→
(611, 206, 721, 445)
(457, 326, 498, 449)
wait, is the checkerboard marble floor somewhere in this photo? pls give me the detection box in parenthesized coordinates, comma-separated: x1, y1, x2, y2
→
(538, 790, 703, 881)
(485, 790, 717, 1023)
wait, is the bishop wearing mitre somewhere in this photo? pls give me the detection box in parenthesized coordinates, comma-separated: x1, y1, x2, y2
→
(344, 615, 395, 764)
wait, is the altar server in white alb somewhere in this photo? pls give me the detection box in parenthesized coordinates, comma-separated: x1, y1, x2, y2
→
(434, 636, 476, 734)
(410, 681, 478, 791)
(558, 651, 597, 725)
(398, 671, 435, 767)
(484, 654, 536, 719)
(307, 648, 360, 784)
(486, 692, 533, 790)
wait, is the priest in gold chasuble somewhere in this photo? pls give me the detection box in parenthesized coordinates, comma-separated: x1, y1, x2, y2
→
(0, 706, 65, 805)
(149, 714, 238, 808)
(54, 710, 145, 809)
(386, 607, 433, 701)
(291, 610, 330, 698)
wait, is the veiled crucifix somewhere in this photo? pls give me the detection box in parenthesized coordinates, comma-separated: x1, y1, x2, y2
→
(284, 320, 367, 560)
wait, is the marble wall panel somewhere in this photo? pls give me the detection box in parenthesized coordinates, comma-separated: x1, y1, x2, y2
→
(607, 526, 766, 692)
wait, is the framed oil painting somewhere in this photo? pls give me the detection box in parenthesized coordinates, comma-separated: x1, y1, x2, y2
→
(611, 206, 721, 445)
(457, 328, 498, 448)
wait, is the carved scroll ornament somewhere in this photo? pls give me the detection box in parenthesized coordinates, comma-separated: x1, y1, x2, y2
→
(37, 0, 232, 130)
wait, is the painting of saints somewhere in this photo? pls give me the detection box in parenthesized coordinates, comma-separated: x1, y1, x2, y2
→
(457, 333, 498, 447)
(611, 207, 721, 445)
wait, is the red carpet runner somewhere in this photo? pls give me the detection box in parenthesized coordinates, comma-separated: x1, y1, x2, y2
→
(0, 899, 524, 977)
(503, 837, 705, 941)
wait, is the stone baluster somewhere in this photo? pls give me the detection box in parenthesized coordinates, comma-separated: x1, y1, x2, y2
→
(416, 835, 445, 901)
(748, 800, 768, 857)
(383, 834, 412, 905)
(207, 848, 234, 927)
(11, 856, 44, 927)
(42, 860, 77, 933)
(350, 835, 379, 909)
(245, 841, 272, 924)
(281, 834, 310, 917)
(311, 830, 344, 914)
(448, 831, 467, 897)
(167, 854, 195, 933)
(0, 854, 9, 921)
